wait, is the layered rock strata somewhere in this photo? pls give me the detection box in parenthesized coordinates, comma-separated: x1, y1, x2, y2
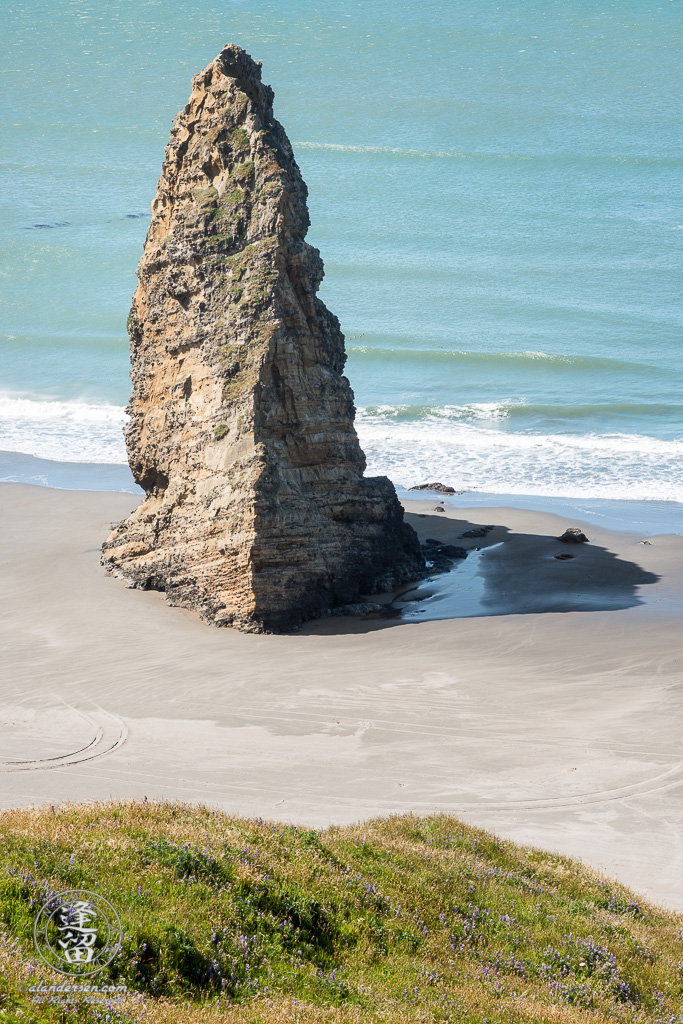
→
(102, 44, 423, 632)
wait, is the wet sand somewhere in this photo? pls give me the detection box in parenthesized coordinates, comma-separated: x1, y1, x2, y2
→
(1, 482, 683, 908)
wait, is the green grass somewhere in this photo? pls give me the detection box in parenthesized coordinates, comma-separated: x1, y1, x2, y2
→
(233, 163, 254, 186)
(213, 425, 229, 441)
(1, 802, 682, 1023)
(194, 187, 219, 207)
(222, 365, 259, 401)
(223, 188, 247, 207)
(230, 129, 250, 153)
(206, 233, 236, 248)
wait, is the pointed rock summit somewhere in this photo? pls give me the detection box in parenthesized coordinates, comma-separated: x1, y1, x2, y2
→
(102, 45, 423, 631)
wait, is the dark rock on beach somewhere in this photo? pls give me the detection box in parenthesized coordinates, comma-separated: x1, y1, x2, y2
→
(436, 544, 468, 559)
(410, 482, 457, 494)
(459, 525, 495, 539)
(331, 601, 385, 617)
(558, 528, 589, 544)
(421, 537, 468, 573)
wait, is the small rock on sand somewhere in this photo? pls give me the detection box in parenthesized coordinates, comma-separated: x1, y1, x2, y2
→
(409, 482, 457, 494)
(558, 528, 588, 544)
(459, 525, 495, 539)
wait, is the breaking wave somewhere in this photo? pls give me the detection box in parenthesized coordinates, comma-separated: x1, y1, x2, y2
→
(355, 407, 683, 502)
(1, 395, 682, 503)
(0, 396, 127, 463)
(347, 347, 658, 375)
(295, 142, 682, 168)
(360, 400, 683, 424)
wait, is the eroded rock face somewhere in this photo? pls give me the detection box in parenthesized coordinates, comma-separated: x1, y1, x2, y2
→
(102, 44, 423, 632)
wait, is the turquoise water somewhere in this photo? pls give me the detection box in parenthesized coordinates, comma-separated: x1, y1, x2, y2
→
(1, 0, 681, 500)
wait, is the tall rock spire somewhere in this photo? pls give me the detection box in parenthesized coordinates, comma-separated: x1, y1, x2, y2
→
(102, 45, 423, 631)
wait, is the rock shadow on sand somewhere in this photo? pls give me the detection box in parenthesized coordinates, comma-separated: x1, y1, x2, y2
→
(465, 531, 659, 616)
(300, 517, 661, 634)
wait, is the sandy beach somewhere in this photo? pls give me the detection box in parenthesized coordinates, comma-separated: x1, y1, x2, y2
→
(2, 481, 683, 909)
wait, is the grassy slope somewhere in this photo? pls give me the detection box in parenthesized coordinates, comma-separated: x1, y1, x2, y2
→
(1, 802, 682, 1023)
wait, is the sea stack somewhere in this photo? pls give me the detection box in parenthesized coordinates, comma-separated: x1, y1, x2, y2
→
(102, 45, 424, 632)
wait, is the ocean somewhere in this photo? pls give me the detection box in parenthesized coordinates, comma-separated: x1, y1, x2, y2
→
(1, 0, 681, 509)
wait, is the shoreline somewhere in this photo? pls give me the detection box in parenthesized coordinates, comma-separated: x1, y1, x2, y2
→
(1, 481, 683, 910)
(2, 447, 682, 534)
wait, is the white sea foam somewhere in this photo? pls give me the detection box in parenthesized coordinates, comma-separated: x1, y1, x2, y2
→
(0, 396, 126, 424)
(355, 408, 683, 502)
(294, 141, 476, 160)
(365, 403, 513, 422)
(1, 395, 682, 502)
(0, 396, 128, 463)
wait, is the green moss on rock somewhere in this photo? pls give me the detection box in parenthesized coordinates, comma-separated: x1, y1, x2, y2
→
(230, 127, 250, 152)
